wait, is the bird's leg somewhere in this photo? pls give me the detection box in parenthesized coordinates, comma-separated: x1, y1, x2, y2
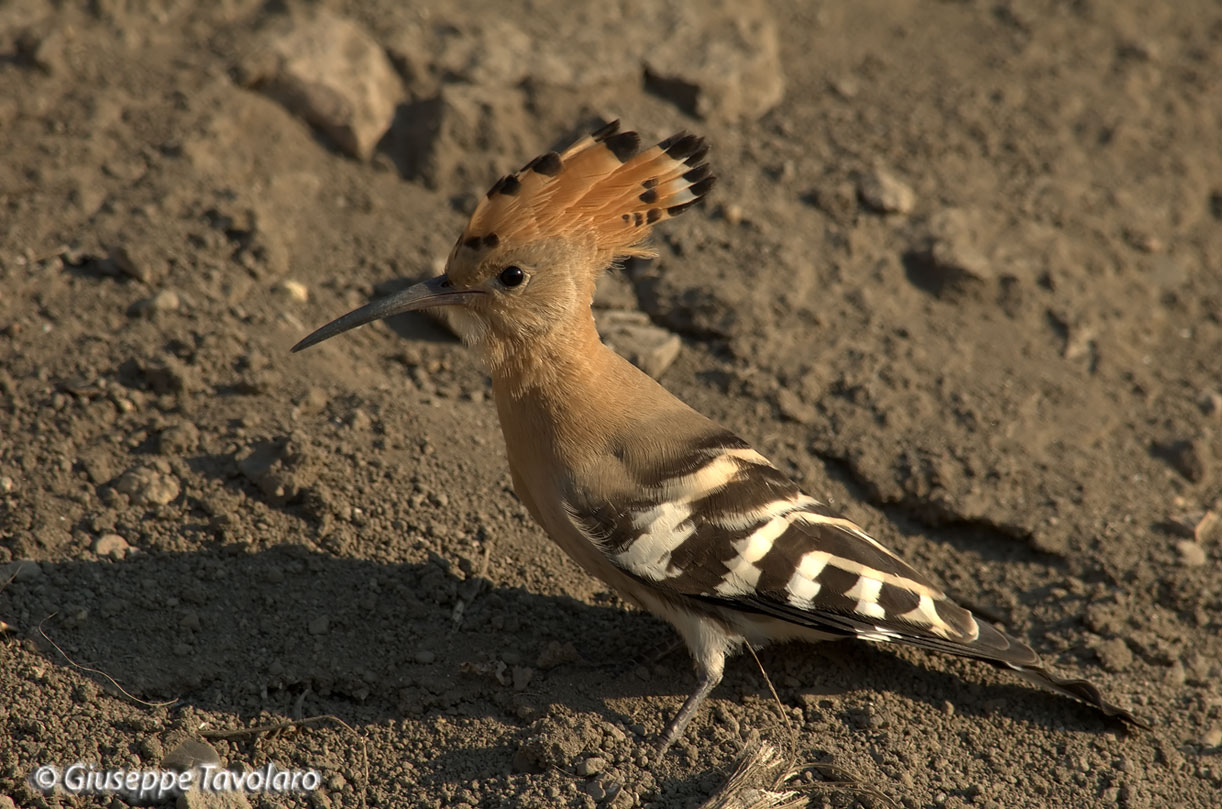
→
(657, 667, 723, 752)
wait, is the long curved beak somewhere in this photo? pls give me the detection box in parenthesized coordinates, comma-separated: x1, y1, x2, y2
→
(291, 275, 481, 353)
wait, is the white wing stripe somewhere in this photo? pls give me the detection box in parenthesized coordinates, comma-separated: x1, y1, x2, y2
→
(714, 514, 790, 595)
(713, 495, 822, 531)
(845, 576, 887, 620)
(615, 502, 695, 580)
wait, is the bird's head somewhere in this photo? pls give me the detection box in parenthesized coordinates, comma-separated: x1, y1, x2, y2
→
(292, 121, 714, 361)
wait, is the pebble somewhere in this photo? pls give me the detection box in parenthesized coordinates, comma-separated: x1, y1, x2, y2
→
(775, 388, 817, 425)
(1202, 725, 1222, 748)
(246, 11, 402, 160)
(576, 756, 607, 776)
(158, 421, 200, 454)
(115, 465, 181, 506)
(414, 649, 436, 664)
(0, 475, 13, 493)
(236, 435, 317, 504)
(308, 615, 330, 635)
(1093, 637, 1133, 672)
(1193, 510, 1220, 544)
(905, 208, 996, 299)
(126, 289, 180, 318)
(857, 166, 916, 214)
(1155, 438, 1209, 483)
(581, 780, 607, 801)
(644, 0, 783, 121)
(272, 279, 309, 302)
(111, 244, 164, 283)
(93, 533, 132, 559)
(1175, 539, 1207, 567)
(595, 310, 681, 379)
(347, 408, 373, 430)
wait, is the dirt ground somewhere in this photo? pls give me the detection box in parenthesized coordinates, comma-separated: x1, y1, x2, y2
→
(2, 1, 1220, 807)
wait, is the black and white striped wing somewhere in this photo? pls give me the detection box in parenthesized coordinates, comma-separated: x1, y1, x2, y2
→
(570, 430, 1144, 725)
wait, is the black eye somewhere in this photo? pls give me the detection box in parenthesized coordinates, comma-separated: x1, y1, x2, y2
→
(498, 265, 525, 287)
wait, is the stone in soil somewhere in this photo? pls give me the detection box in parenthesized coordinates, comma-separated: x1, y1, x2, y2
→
(906, 208, 995, 296)
(236, 435, 318, 505)
(245, 10, 402, 160)
(596, 310, 681, 379)
(115, 465, 181, 506)
(93, 534, 131, 559)
(857, 166, 916, 214)
(644, 0, 783, 121)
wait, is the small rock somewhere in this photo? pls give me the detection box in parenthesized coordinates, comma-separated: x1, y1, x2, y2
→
(1175, 539, 1207, 567)
(93, 533, 131, 559)
(414, 650, 436, 664)
(308, 615, 329, 635)
(581, 780, 607, 801)
(236, 435, 317, 505)
(347, 408, 372, 430)
(1193, 510, 1220, 544)
(115, 466, 181, 506)
(138, 736, 164, 763)
(1202, 725, 1222, 748)
(576, 756, 607, 776)
(272, 279, 309, 302)
(0, 475, 13, 493)
(427, 17, 534, 87)
(111, 244, 165, 284)
(18, 24, 71, 74)
(246, 10, 403, 160)
(1199, 391, 1222, 417)
(857, 166, 915, 214)
(775, 388, 816, 425)
(644, 0, 783, 121)
(158, 421, 200, 455)
(77, 447, 115, 485)
(1093, 638, 1133, 672)
(127, 289, 180, 318)
(1153, 438, 1209, 483)
(830, 74, 860, 99)
(596, 310, 681, 379)
(906, 208, 994, 296)
(385, 83, 533, 189)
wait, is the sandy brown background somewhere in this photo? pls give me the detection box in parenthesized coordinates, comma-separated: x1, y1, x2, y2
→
(2, 1, 1220, 807)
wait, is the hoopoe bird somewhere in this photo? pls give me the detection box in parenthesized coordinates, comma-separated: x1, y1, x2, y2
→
(293, 121, 1145, 749)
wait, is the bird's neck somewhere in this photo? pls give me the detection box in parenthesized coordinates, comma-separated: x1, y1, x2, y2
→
(486, 312, 645, 466)
(488, 312, 622, 412)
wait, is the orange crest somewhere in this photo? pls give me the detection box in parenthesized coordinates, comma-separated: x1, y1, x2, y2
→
(453, 121, 715, 264)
